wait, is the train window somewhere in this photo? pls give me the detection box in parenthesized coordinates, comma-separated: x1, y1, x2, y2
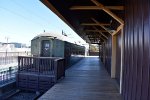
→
(45, 43, 50, 47)
(41, 40, 50, 57)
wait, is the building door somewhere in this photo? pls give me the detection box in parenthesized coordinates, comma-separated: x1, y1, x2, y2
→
(41, 40, 51, 57)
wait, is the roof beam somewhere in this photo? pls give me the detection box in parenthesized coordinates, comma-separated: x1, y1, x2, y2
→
(87, 33, 106, 41)
(89, 38, 100, 43)
(91, 0, 124, 25)
(92, 26, 108, 39)
(89, 38, 99, 41)
(88, 35, 101, 38)
(88, 37, 100, 39)
(81, 23, 110, 26)
(90, 42, 100, 44)
(41, 0, 76, 32)
(91, 18, 112, 35)
(86, 32, 100, 35)
(106, 6, 124, 10)
(89, 37, 105, 41)
(85, 30, 107, 33)
(112, 25, 123, 35)
(70, 6, 124, 10)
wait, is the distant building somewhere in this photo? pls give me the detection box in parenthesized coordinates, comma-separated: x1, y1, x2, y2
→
(0, 42, 30, 52)
(11, 42, 27, 48)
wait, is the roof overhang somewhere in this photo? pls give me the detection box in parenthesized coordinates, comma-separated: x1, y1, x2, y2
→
(40, 0, 124, 44)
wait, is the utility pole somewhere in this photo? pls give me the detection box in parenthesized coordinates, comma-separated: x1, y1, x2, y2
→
(5, 36, 9, 64)
(5, 36, 9, 54)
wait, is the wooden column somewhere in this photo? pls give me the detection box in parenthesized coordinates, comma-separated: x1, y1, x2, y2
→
(111, 35, 117, 78)
(120, 28, 124, 93)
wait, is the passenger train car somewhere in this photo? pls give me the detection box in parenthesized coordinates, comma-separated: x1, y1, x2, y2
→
(31, 32, 85, 68)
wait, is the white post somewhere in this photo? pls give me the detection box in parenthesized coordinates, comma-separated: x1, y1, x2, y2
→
(120, 28, 124, 93)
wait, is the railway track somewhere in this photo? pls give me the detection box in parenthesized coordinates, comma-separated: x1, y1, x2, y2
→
(5, 90, 42, 100)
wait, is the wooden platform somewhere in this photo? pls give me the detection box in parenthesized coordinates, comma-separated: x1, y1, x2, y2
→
(39, 57, 122, 100)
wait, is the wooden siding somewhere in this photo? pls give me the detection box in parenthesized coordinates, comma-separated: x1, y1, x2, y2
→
(104, 37, 112, 74)
(99, 37, 112, 75)
(122, 0, 150, 100)
(99, 42, 105, 63)
(116, 32, 121, 85)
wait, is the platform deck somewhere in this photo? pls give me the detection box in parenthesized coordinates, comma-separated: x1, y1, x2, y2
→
(39, 57, 122, 100)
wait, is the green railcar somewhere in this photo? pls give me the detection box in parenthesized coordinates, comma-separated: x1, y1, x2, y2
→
(31, 32, 85, 68)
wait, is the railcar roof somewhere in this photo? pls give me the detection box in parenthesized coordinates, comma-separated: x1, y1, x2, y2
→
(32, 32, 64, 40)
(32, 32, 77, 45)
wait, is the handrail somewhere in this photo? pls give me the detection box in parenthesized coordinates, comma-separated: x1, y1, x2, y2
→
(0, 52, 30, 65)
(18, 56, 65, 80)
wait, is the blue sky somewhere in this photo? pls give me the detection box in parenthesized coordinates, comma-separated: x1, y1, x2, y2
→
(0, 0, 86, 45)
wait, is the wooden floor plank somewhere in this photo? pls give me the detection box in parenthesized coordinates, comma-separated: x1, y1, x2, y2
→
(39, 57, 122, 100)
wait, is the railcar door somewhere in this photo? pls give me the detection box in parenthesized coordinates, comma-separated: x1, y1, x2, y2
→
(41, 40, 51, 57)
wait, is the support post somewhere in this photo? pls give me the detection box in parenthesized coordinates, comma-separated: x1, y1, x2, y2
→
(111, 35, 117, 78)
(120, 28, 124, 93)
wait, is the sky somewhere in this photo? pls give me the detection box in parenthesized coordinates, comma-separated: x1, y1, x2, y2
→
(0, 0, 86, 46)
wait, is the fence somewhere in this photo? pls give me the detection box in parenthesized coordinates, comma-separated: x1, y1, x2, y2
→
(0, 52, 31, 65)
(17, 56, 65, 92)
(0, 66, 17, 85)
(0, 52, 31, 85)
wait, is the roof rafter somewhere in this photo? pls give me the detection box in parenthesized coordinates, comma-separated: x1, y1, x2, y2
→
(92, 26, 108, 39)
(87, 32, 106, 41)
(88, 38, 101, 43)
(88, 37, 100, 39)
(41, 0, 76, 33)
(91, 18, 112, 35)
(112, 25, 124, 35)
(70, 6, 124, 10)
(85, 30, 107, 33)
(91, 0, 124, 25)
(90, 42, 100, 44)
(81, 23, 110, 26)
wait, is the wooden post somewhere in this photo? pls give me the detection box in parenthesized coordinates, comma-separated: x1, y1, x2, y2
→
(120, 28, 124, 93)
(111, 35, 117, 78)
(54, 59, 58, 83)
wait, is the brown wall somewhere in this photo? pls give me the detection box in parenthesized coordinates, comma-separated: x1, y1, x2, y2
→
(122, 0, 150, 100)
(104, 36, 112, 74)
(99, 43, 105, 62)
(116, 32, 121, 85)
(99, 36, 112, 74)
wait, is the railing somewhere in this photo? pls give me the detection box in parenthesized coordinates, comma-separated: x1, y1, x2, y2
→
(55, 58, 65, 80)
(18, 56, 65, 81)
(0, 52, 31, 85)
(0, 52, 31, 65)
(0, 66, 17, 85)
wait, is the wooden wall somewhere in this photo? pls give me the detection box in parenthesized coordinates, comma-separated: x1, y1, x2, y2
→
(122, 0, 150, 100)
(99, 44, 103, 61)
(116, 32, 121, 85)
(104, 36, 112, 74)
(99, 36, 112, 75)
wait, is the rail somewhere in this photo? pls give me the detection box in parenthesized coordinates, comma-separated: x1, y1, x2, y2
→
(54, 58, 65, 80)
(0, 66, 17, 85)
(0, 52, 30, 86)
(18, 56, 65, 81)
